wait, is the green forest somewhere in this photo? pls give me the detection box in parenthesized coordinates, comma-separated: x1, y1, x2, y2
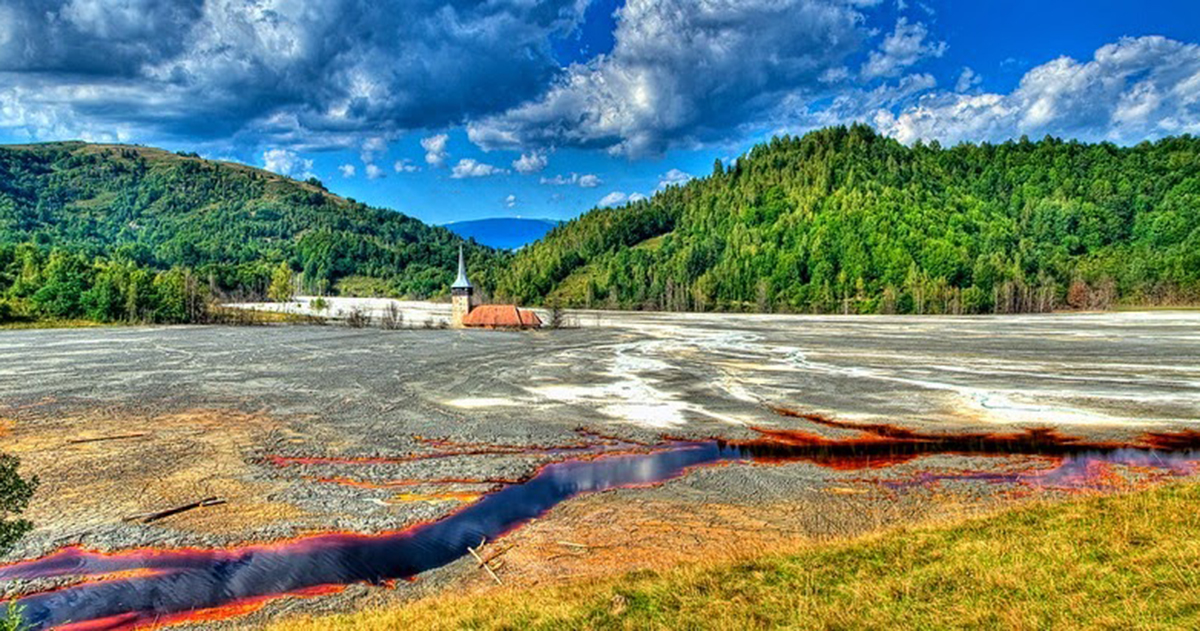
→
(2, 126, 1199, 324)
(496, 125, 1200, 314)
(0, 142, 507, 324)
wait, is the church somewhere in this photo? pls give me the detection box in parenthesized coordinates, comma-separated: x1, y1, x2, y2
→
(451, 247, 542, 329)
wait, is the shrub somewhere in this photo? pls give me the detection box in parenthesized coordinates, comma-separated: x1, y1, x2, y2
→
(345, 306, 371, 328)
(380, 302, 404, 330)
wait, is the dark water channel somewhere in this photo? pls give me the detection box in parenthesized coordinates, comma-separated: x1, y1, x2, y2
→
(3, 439, 1198, 630)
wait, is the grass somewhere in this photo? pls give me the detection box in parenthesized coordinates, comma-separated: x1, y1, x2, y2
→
(0, 602, 26, 631)
(0, 318, 110, 330)
(274, 484, 1200, 630)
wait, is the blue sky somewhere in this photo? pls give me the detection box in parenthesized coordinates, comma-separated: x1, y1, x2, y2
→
(1, 1, 1199, 225)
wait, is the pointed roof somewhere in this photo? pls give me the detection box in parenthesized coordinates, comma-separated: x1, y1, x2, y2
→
(451, 244, 473, 289)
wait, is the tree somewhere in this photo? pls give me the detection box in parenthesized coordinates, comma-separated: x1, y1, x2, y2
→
(30, 251, 90, 319)
(268, 262, 295, 302)
(0, 454, 36, 556)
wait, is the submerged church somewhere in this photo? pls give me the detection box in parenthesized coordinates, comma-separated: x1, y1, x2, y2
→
(451, 246, 542, 329)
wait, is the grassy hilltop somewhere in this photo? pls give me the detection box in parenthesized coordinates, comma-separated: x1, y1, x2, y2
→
(497, 125, 1200, 314)
(0, 143, 506, 324)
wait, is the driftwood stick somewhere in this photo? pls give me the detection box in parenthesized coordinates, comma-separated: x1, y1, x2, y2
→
(125, 497, 226, 524)
(481, 544, 513, 565)
(68, 433, 148, 445)
(556, 540, 589, 549)
(468, 538, 503, 585)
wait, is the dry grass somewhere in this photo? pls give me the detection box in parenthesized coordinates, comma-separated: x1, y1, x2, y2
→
(273, 483, 1200, 630)
(0, 319, 110, 330)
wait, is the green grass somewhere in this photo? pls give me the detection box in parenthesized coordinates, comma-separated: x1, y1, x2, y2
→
(0, 602, 27, 631)
(0, 318, 112, 330)
(274, 484, 1200, 630)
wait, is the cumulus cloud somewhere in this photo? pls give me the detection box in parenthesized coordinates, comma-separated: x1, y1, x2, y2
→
(262, 148, 314, 179)
(955, 67, 982, 93)
(361, 136, 387, 163)
(338, 163, 356, 178)
(0, 0, 588, 146)
(860, 18, 947, 80)
(365, 163, 385, 179)
(540, 172, 602, 187)
(450, 158, 508, 179)
(872, 36, 1200, 145)
(393, 159, 419, 173)
(421, 134, 449, 167)
(469, 0, 872, 157)
(577, 173, 602, 188)
(505, 194, 517, 208)
(657, 168, 693, 190)
(512, 151, 548, 174)
(597, 191, 647, 207)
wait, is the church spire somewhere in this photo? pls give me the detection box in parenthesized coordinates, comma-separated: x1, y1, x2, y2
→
(452, 244, 473, 290)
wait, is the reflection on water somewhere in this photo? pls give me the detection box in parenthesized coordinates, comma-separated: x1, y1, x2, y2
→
(885, 448, 1200, 488)
(3, 441, 1198, 630)
(4, 443, 724, 629)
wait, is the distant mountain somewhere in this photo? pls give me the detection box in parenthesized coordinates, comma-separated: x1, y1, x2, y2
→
(444, 217, 559, 250)
(495, 125, 1200, 313)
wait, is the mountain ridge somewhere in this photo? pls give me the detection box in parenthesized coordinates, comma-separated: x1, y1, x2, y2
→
(494, 125, 1200, 313)
(0, 141, 507, 300)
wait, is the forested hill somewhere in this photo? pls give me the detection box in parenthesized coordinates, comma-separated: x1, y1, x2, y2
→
(496, 125, 1200, 314)
(0, 142, 506, 304)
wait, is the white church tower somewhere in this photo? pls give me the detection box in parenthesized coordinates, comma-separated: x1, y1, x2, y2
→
(450, 245, 473, 328)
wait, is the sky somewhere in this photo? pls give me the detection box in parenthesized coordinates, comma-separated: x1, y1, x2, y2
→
(1, 1, 1199, 225)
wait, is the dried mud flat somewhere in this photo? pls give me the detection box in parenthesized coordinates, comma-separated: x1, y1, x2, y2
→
(1, 309, 1198, 627)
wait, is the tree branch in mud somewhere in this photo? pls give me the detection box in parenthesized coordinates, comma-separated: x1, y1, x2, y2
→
(469, 538, 503, 585)
(123, 497, 227, 524)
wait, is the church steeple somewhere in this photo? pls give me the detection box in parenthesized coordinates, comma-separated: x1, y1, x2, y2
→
(452, 244, 472, 289)
(450, 244, 474, 327)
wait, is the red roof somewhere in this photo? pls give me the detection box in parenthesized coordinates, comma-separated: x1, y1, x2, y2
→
(462, 305, 542, 328)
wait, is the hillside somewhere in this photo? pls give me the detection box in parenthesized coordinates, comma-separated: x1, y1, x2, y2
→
(444, 218, 559, 250)
(0, 142, 507, 322)
(496, 125, 1200, 313)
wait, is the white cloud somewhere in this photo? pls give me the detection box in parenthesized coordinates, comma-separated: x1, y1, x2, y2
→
(262, 148, 313, 179)
(394, 158, 419, 173)
(955, 67, 982, 93)
(861, 18, 947, 80)
(421, 134, 449, 167)
(512, 151, 548, 174)
(361, 137, 387, 163)
(470, 0, 871, 157)
(657, 168, 693, 190)
(365, 163, 385, 179)
(597, 191, 647, 208)
(540, 172, 602, 188)
(872, 36, 1200, 146)
(505, 194, 517, 208)
(450, 158, 508, 179)
(338, 163, 356, 178)
(577, 173, 602, 188)
(598, 192, 628, 207)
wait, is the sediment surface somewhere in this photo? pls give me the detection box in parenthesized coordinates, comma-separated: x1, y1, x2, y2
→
(1, 309, 1198, 627)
